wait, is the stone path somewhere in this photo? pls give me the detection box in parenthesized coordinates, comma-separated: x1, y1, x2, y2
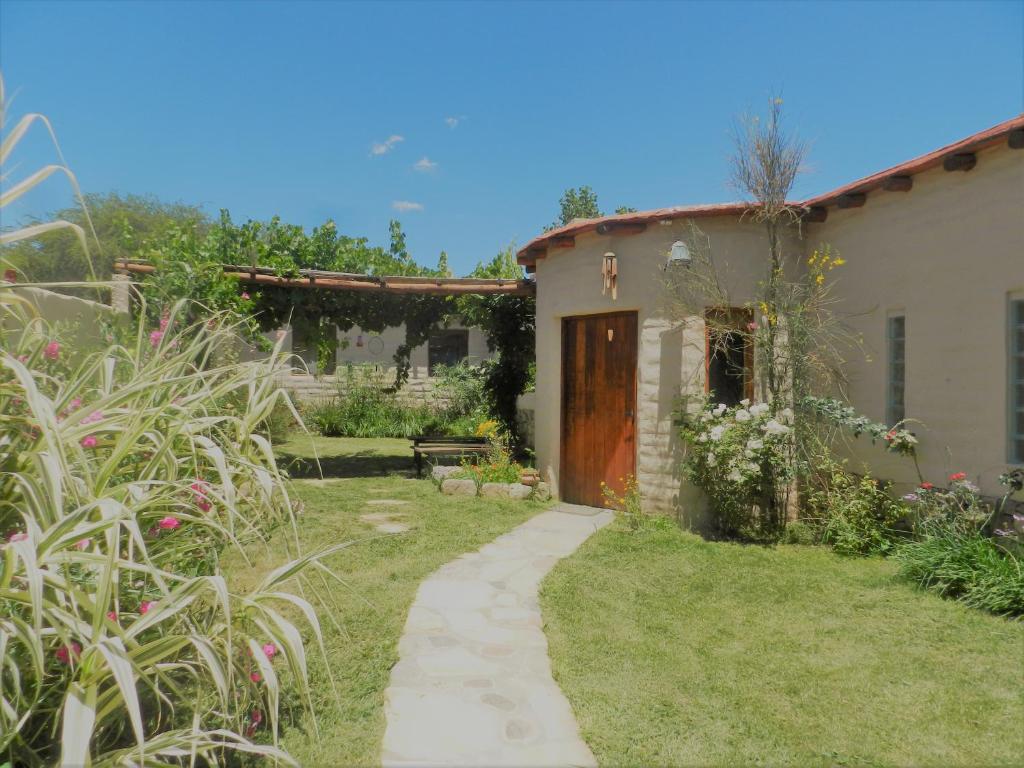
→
(382, 504, 613, 767)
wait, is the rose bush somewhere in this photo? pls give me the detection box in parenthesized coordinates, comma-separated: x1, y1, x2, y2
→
(679, 397, 795, 540)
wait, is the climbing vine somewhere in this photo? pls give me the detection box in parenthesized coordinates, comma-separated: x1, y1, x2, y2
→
(137, 211, 535, 434)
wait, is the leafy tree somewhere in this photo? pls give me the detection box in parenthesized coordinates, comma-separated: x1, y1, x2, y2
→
(550, 186, 602, 230)
(458, 246, 534, 446)
(615, 206, 638, 214)
(2, 192, 207, 290)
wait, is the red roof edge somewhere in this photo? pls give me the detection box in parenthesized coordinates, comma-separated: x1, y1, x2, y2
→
(517, 115, 1024, 265)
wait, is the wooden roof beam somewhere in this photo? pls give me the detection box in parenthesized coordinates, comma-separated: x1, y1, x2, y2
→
(943, 152, 977, 172)
(595, 221, 647, 236)
(802, 206, 828, 223)
(883, 175, 913, 192)
(1009, 128, 1024, 149)
(837, 193, 867, 209)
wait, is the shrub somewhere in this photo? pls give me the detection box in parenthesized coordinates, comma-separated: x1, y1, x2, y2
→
(807, 457, 906, 556)
(601, 475, 645, 532)
(895, 526, 1024, 617)
(678, 397, 795, 541)
(455, 429, 523, 486)
(0, 300, 340, 763)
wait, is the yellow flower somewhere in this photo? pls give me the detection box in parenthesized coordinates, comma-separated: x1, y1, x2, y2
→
(815, 274, 825, 285)
(831, 257, 846, 267)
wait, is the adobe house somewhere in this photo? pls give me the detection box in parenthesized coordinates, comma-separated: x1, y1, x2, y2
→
(517, 116, 1024, 516)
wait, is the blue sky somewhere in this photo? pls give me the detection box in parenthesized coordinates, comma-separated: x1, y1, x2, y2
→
(2, 0, 1021, 275)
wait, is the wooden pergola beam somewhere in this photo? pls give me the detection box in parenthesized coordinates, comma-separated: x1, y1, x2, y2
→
(114, 261, 535, 296)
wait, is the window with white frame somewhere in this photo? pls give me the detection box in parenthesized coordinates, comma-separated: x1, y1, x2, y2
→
(1011, 299, 1024, 463)
(887, 315, 906, 425)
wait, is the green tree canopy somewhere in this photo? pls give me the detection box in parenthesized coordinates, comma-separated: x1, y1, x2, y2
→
(1, 192, 207, 287)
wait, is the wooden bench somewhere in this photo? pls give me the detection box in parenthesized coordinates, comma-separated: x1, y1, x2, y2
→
(411, 435, 490, 477)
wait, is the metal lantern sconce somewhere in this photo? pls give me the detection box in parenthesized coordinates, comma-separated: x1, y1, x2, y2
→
(666, 240, 691, 269)
(601, 252, 618, 300)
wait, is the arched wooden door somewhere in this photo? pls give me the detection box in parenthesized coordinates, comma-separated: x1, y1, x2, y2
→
(559, 311, 638, 507)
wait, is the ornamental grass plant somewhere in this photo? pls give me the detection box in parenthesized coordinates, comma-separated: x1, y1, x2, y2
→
(0, 297, 350, 764)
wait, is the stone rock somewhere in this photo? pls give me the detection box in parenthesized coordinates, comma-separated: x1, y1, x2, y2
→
(431, 465, 462, 481)
(533, 482, 551, 502)
(441, 478, 478, 496)
(480, 483, 510, 499)
(508, 483, 533, 500)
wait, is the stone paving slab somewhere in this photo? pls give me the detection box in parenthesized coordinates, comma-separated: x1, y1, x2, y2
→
(382, 504, 613, 767)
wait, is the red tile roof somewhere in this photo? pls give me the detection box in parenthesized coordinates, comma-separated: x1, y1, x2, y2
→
(518, 115, 1024, 265)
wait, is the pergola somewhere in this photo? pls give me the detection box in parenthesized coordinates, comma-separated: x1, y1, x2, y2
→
(114, 260, 535, 296)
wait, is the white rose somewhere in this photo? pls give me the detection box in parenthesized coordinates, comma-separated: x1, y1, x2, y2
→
(780, 407, 794, 424)
(697, 432, 708, 442)
(763, 419, 790, 436)
(746, 438, 763, 451)
(740, 398, 751, 407)
(710, 425, 726, 441)
(750, 403, 769, 417)
(713, 403, 726, 416)
(735, 409, 751, 422)
(707, 453, 717, 467)
(746, 462, 759, 473)
(728, 468, 743, 482)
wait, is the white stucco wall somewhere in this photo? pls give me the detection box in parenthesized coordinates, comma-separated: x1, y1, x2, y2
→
(812, 142, 1024, 495)
(531, 140, 1023, 515)
(533, 217, 802, 520)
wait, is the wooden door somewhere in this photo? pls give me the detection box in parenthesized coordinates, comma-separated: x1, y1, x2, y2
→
(560, 311, 638, 507)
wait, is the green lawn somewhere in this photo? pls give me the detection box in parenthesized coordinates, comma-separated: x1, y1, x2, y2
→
(222, 434, 546, 765)
(541, 522, 1024, 767)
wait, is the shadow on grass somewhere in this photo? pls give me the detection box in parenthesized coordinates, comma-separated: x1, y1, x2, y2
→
(280, 450, 416, 479)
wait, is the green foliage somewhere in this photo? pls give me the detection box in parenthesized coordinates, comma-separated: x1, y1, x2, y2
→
(3, 192, 207, 292)
(456, 247, 534, 445)
(801, 395, 919, 457)
(304, 364, 487, 439)
(551, 185, 602, 229)
(613, 206, 638, 214)
(455, 432, 523, 486)
(0, 297, 337, 764)
(807, 457, 906, 556)
(896, 527, 1024, 617)
(600, 474, 646, 532)
(678, 396, 796, 541)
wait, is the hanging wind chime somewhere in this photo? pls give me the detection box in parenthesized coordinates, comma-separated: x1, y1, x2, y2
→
(601, 251, 618, 301)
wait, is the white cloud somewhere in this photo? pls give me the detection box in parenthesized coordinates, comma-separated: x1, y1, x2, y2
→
(413, 156, 438, 172)
(392, 200, 424, 212)
(371, 134, 404, 155)
(444, 116, 464, 129)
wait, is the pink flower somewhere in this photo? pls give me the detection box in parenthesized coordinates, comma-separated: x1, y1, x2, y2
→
(55, 641, 81, 664)
(197, 499, 211, 513)
(139, 601, 155, 615)
(74, 538, 90, 551)
(106, 611, 118, 622)
(69, 397, 83, 410)
(149, 330, 164, 347)
(81, 435, 98, 449)
(262, 643, 277, 659)
(250, 671, 262, 682)
(920, 482, 934, 490)
(949, 472, 967, 482)
(159, 317, 169, 332)
(245, 709, 263, 736)
(17, 354, 28, 363)
(191, 480, 208, 496)
(746, 322, 757, 331)
(241, 292, 250, 300)
(157, 516, 180, 530)
(8, 532, 28, 543)
(82, 410, 104, 425)
(44, 341, 60, 360)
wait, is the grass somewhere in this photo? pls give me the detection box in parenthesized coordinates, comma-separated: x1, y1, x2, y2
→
(540, 522, 1024, 767)
(221, 434, 545, 765)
